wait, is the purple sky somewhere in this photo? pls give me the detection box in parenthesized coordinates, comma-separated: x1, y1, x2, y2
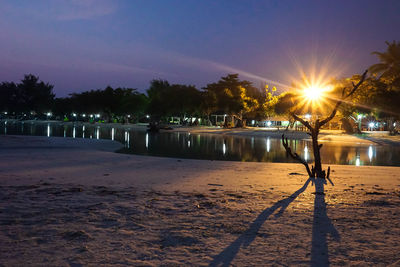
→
(1, 0, 399, 97)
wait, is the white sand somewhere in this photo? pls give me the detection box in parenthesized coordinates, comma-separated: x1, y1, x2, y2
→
(0, 135, 400, 266)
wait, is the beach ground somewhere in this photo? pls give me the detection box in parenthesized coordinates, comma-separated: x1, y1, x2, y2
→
(1, 135, 400, 266)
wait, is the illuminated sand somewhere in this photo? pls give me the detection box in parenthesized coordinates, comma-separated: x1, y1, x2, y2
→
(0, 135, 400, 266)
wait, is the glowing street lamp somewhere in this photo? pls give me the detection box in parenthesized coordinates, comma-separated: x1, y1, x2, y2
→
(303, 86, 323, 101)
(369, 122, 375, 130)
(302, 83, 333, 103)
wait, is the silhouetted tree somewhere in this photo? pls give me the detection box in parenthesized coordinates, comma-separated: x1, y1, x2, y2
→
(200, 90, 217, 125)
(0, 82, 19, 112)
(0, 74, 54, 115)
(369, 41, 400, 90)
(146, 79, 171, 120)
(335, 42, 400, 134)
(204, 74, 262, 127)
(282, 71, 368, 179)
(146, 80, 202, 123)
(19, 74, 55, 114)
(62, 86, 148, 122)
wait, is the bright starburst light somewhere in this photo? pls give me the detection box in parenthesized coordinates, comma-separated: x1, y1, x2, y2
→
(291, 74, 335, 115)
(302, 83, 333, 103)
(303, 86, 323, 101)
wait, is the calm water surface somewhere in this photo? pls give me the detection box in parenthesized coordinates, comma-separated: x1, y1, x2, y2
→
(1, 121, 400, 166)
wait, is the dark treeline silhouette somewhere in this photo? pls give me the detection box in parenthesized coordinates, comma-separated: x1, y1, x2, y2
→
(1, 41, 399, 128)
(53, 86, 148, 123)
(0, 74, 54, 118)
(0, 73, 269, 126)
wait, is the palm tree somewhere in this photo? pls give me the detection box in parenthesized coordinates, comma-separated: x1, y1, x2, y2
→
(369, 41, 400, 90)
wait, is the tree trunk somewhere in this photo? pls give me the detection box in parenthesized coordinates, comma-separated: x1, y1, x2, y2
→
(311, 128, 324, 178)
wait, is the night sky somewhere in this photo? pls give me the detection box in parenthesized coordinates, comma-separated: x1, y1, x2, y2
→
(1, 0, 399, 96)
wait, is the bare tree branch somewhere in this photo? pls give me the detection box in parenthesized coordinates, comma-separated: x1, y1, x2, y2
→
(319, 101, 342, 127)
(291, 113, 313, 131)
(345, 70, 368, 98)
(282, 134, 312, 177)
(283, 70, 367, 179)
(320, 70, 368, 127)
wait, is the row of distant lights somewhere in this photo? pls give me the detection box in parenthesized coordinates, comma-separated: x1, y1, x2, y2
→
(70, 113, 101, 118)
(7, 111, 396, 128)
(44, 112, 151, 119)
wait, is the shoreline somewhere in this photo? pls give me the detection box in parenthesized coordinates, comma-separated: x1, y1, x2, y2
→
(3, 119, 397, 146)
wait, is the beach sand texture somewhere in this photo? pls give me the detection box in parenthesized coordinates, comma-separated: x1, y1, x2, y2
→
(1, 135, 400, 266)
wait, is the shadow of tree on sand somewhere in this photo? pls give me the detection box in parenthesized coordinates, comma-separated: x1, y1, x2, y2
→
(310, 178, 340, 267)
(209, 178, 313, 267)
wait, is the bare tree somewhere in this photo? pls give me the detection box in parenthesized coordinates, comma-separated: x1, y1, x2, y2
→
(282, 70, 368, 179)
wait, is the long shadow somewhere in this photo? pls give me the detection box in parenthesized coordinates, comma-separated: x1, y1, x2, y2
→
(209, 178, 312, 267)
(310, 178, 340, 267)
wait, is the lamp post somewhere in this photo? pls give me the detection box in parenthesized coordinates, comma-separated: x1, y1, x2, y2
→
(357, 114, 362, 132)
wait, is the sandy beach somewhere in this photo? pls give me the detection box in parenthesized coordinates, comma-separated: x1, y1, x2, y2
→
(1, 135, 400, 266)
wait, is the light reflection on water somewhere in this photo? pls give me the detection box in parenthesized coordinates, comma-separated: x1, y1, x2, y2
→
(368, 145, 373, 161)
(1, 121, 399, 166)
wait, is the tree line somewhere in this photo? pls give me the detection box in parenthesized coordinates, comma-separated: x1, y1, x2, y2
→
(1, 41, 399, 130)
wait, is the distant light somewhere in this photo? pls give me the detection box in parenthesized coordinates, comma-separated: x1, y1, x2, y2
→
(394, 123, 397, 127)
(72, 113, 77, 117)
(357, 114, 362, 120)
(82, 114, 86, 117)
(124, 131, 130, 148)
(251, 120, 255, 125)
(305, 114, 311, 120)
(267, 121, 272, 127)
(96, 114, 100, 118)
(146, 115, 150, 119)
(224, 114, 227, 117)
(369, 122, 375, 129)
(127, 115, 131, 118)
(368, 146, 373, 161)
(90, 114, 94, 118)
(46, 112, 52, 117)
(3, 112, 7, 115)
(304, 145, 309, 161)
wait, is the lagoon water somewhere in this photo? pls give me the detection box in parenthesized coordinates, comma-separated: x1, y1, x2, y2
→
(1, 120, 400, 166)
